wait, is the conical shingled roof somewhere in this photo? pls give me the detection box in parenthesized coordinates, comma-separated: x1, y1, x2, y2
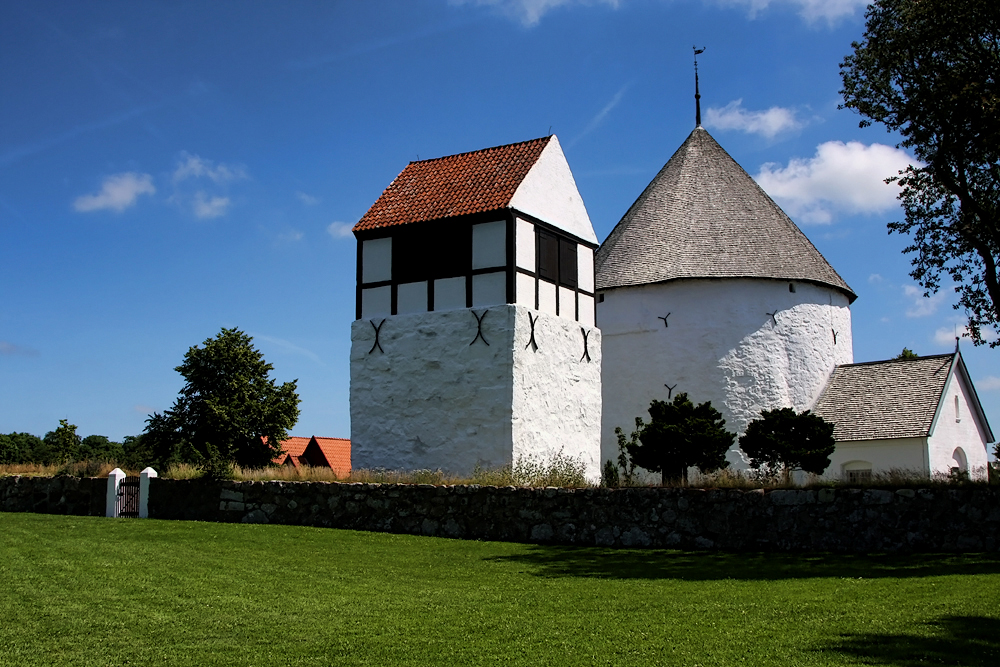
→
(595, 127, 855, 300)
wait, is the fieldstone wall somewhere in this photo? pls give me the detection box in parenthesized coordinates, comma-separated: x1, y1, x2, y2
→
(4, 475, 998, 552)
(149, 479, 1000, 553)
(0, 475, 105, 516)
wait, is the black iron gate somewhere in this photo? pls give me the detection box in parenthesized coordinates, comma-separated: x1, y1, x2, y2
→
(117, 476, 140, 518)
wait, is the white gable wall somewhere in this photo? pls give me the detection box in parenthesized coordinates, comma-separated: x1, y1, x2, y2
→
(509, 136, 598, 245)
(927, 369, 991, 480)
(824, 437, 928, 479)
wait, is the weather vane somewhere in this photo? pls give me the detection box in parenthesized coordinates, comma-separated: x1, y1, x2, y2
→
(693, 46, 705, 127)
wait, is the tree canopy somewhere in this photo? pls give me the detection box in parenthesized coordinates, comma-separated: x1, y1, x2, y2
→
(840, 0, 1000, 345)
(739, 408, 836, 477)
(626, 393, 734, 485)
(894, 347, 919, 360)
(144, 327, 300, 469)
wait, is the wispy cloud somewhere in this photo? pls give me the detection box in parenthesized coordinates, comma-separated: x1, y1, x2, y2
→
(0, 341, 40, 357)
(450, 0, 620, 27)
(73, 172, 155, 213)
(868, 273, 883, 284)
(133, 404, 156, 415)
(0, 104, 158, 169)
(277, 229, 305, 242)
(704, 99, 803, 139)
(570, 84, 629, 147)
(173, 153, 248, 184)
(904, 285, 947, 318)
(755, 141, 915, 224)
(296, 192, 320, 206)
(192, 192, 230, 219)
(932, 321, 995, 347)
(255, 334, 325, 366)
(977, 376, 1000, 391)
(712, 0, 868, 25)
(327, 221, 354, 239)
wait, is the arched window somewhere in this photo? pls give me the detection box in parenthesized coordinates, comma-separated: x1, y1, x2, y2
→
(952, 447, 968, 472)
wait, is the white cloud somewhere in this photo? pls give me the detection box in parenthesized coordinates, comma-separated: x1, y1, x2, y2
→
(296, 191, 320, 205)
(976, 376, 1000, 391)
(904, 285, 948, 318)
(714, 0, 868, 24)
(570, 84, 629, 147)
(868, 273, 883, 284)
(934, 323, 996, 347)
(277, 230, 304, 242)
(327, 221, 354, 238)
(173, 152, 247, 184)
(255, 334, 325, 366)
(73, 172, 155, 213)
(755, 141, 915, 224)
(451, 0, 620, 27)
(0, 341, 39, 357)
(704, 99, 803, 138)
(192, 192, 230, 219)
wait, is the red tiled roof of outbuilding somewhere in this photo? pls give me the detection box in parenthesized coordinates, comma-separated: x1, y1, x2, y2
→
(272, 436, 351, 477)
(353, 136, 552, 233)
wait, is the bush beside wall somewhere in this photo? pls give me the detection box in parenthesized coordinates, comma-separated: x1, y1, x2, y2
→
(4, 475, 1000, 552)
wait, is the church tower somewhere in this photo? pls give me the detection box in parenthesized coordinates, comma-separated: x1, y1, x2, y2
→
(350, 136, 602, 479)
(595, 126, 856, 468)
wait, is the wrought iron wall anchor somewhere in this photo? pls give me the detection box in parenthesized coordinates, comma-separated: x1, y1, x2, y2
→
(766, 310, 778, 325)
(469, 310, 490, 346)
(580, 328, 591, 362)
(832, 329, 838, 345)
(525, 313, 539, 351)
(368, 319, 386, 354)
(658, 313, 671, 328)
(664, 383, 678, 399)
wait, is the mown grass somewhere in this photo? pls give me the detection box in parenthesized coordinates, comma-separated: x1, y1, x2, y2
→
(1, 513, 999, 666)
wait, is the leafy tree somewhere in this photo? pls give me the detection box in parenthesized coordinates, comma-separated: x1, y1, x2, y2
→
(626, 393, 734, 485)
(78, 435, 125, 462)
(739, 408, 836, 479)
(840, 0, 1000, 346)
(143, 327, 300, 469)
(1, 432, 42, 464)
(41, 419, 81, 464)
(894, 347, 919, 360)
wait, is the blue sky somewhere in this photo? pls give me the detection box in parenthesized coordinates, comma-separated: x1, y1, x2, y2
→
(3, 0, 997, 443)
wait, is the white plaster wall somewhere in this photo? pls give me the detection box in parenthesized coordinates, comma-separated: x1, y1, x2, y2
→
(516, 272, 535, 308)
(351, 307, 516, 473)
(362, 286, 391, 318)
(579, 294, 595, 327)
(824, 438, 928, 479)
(473, 221, 506, 269)
(510, 136, 598, 245)
(351, 304, 603, 480)
(539, 280, 557, 315)
(516, 218, 535, 271)
(558, 286, 575, 319)
(927, 371, 991, 479)
(362, 238, 391, 283)
(397, 281, 427, 314)
(578, 246, 595, 293)
(598, 278, 853, 469)
(434, 277, 466, 311)
(511, 308, 603, 481)
(472, 271, 506, 307)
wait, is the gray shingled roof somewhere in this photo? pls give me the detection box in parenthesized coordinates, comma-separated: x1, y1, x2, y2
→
(811, 354, 955, 441)
(595, 127, 855, 300)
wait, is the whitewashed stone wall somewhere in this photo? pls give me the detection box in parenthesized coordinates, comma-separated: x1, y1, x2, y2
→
(351, 304, 602, 479)
(598, 278, 853, 469)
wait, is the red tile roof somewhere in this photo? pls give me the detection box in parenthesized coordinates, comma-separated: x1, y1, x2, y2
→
(353, 136, 552, 233)
(273, 436, 351, 477)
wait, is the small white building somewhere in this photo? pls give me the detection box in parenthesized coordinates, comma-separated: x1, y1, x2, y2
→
(812, 349, 994, 481)
(595, 126, 856, 469)
(349, 136, 603, 479)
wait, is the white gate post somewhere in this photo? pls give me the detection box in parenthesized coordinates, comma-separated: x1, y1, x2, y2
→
(139, 467, 157, 519)
(106, 468, 126, 518)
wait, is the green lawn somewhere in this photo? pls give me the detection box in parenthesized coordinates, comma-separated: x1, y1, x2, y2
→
(1, 513, 999, 666)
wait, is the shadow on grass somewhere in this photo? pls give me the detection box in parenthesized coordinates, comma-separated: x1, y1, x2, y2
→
(486, 546, 1000, 581)
(818, 615, 1000, 666)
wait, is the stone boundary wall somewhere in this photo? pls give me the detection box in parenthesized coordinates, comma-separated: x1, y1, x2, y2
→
(4, 475, 1000, 552)
(0, 475, 106, 516)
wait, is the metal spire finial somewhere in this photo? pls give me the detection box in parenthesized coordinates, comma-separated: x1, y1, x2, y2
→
(693, 46, 705, 127)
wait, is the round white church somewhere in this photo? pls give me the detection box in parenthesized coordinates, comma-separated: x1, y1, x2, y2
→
(595, 126, 856, 468)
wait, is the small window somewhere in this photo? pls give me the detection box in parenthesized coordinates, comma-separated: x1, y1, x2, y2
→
(789, 282, 796, 293)
(955, 396, 961, 422)
(559, 238, 577, 288)
(598, 293, 605, 303)
(846, 470, 872, 484)
(537, 230, 558, 282)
